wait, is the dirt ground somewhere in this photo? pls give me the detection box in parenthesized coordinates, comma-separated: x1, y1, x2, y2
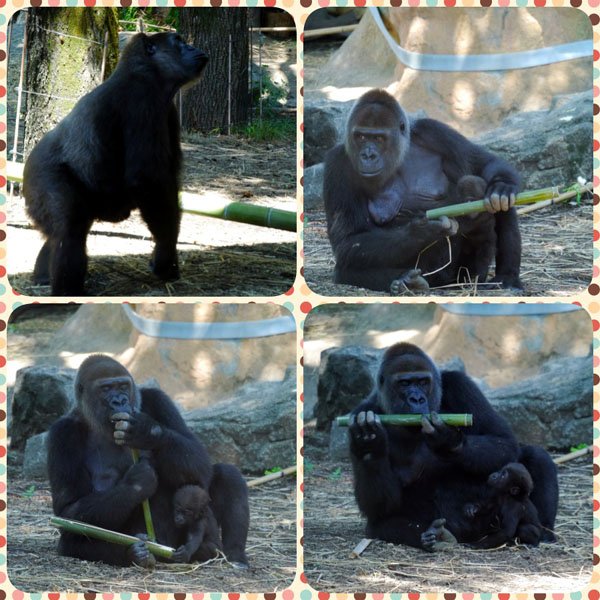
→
(303, 199, 592, 298)
(7, 474, 296, 593)
(8, 35, 297, 298)
(303, 428, 592, 593)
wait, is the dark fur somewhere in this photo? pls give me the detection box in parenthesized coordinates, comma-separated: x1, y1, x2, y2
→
(24, 33, 208, 295)
(444, 462, 543, 548)
(171, 485, 222, 563)
(323, 89, 522, 293)
(348, 343, 558, 551)
(47, 355, 249, 568)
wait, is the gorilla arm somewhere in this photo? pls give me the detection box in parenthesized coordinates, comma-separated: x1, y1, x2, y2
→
(47, 414, 158, 530)
(348, 399, 404, 520)
(422, 371, 520, 474)
(113, 387, 212, 489)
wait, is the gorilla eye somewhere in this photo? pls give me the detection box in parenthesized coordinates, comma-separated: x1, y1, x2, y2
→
(119, 383, 129, 392)
(101, 384, 111, 393)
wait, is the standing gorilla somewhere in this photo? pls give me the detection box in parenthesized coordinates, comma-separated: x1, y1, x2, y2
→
(23, 33, 208, 296)
(47, 355, 249, 568)
(323, 89, 522, 294)
(348, 343, 557, 550)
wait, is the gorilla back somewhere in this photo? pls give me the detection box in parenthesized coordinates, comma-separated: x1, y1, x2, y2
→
(23, 32, 208, 296)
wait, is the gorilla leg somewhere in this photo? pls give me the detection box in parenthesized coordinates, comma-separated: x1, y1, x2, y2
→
(210, 463, 249, 567)
(51, 223, 92, 296)
(367, 515, 433, 549)
(491, 208, 522, 289)
(138, 191, 181, 281)
(33, 239, 52, 285)
(519, 444, 558, 542)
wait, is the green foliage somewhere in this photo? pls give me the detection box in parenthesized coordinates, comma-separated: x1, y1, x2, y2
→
(328, 467, 342, 481)
(264, 466, 283, 476)
(569, 443, 589, 453)
(22, 485, 37, 499)
(304, 459, 314, 475)
(239, 117, 295, 143)
(117, 8, 179, 32)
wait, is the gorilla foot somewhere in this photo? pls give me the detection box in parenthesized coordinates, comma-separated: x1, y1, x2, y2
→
(127, 536, 156, 569)
(421, 518, 458, 552)
(390, 269, 430, 295)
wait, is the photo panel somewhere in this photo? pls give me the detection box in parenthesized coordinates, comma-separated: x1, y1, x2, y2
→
(7, 302, 297, 592)
(303, 303, 592, 592)
(6, 7, 297, 297)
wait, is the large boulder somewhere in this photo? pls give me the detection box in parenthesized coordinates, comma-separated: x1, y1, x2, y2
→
(10, 366, 75, 450)
(184, 369, 296, 475)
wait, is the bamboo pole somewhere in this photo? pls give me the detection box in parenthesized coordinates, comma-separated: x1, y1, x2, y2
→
(50, 517, 174, 559)
(425, 182, 591, 220)
(335, 413, 473, 427)
(130, 449, 156, 542)
(247, 466, 296, 488)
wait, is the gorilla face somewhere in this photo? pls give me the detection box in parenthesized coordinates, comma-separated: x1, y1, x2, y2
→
(75, 354, 141, 436)
(488, 463, 533, 499)
(173, 485, 210, 528)
(377, 343, 442, 415)
(345, 90, 410, 190)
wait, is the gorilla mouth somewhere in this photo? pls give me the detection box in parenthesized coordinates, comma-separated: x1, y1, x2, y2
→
(359, 167, 384, 178)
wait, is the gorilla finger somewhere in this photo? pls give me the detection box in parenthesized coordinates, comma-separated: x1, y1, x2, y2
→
(111, 412, 131, 422)
(431, 518, 446, 528)
(430, 412, 444, 428)
(421, 416, 435, 434)
(365, 411, 380, 427)
(356, 411, 367, 427)
(489, 193, 501, 213)
(113, 420, 131, 431)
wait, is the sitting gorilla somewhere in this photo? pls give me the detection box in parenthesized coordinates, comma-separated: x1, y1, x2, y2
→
(47, 355, 249, 568)
(348, 343, 557, 550)
(323, 89, 522, 294)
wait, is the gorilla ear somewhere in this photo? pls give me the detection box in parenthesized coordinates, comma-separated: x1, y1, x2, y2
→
(509, 485, 520, 496)
(76, 382, 84, 397)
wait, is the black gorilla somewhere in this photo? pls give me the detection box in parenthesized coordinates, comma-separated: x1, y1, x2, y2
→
(323, 89, 522, 294)
(24, 33, 208, 296)
(458, 462, 543, 549)
(171, 485, 222, 563)
(47, 355, 249, 568)
(348, 343, 557, 551)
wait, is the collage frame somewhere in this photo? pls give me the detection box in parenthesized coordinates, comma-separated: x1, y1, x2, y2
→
(0, 1, 597, 598)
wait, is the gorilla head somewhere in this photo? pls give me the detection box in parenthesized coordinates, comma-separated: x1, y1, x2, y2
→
(173, 485, 211, 529)
(376, 342, 442, 415)
(488, 462, 534, 500)
(74, 354, 141, 437)
(344, 89, 410, 192)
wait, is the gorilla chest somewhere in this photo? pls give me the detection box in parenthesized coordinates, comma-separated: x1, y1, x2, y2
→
(399, 144, 449, 205)
(85, 437, 132, 492)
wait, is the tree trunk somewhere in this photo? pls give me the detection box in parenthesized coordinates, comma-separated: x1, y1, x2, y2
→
(180, 9, 249, 133)
(23, 7, 119, 155)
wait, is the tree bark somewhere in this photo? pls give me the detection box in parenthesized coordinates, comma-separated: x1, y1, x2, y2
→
(180, 9, 249, 133)
(24, 8, 119, 155)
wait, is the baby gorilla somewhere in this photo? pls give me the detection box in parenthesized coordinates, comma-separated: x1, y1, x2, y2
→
(422, 462, 542, 551)
(172, 485, 222, 563)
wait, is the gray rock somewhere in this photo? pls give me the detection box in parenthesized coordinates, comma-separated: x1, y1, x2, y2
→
(23, 431, 48, 479)
(11, 366, 75, 450)
(303, 163, 325, 212)
(303, 101, 347, 167)
(487, 355, 592, 451)
(185, 371, 296, 475)
(328, 419, 350, 462)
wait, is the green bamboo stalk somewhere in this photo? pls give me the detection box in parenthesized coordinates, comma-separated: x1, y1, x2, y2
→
(50, 516, 175, 559)
(335, 413, 473, 427)
(180, 192, 296, 232)
(425, 183, 590, 219)
(130, 448, 156, 542)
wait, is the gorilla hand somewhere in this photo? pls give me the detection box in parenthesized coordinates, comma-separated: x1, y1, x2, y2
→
(112, 411, 164, 449)
(484, 182, 518, 213)
(171, 544, 192, 563)
(349, 411, 389, 460)
(122, 459, 158, 501)
(421, 518, 458, 552)
(127, 534, 156, 569)
(421, 412, 463, 454)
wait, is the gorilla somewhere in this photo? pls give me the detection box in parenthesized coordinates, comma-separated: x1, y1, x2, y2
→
(171, 485, 222, 563)
(348, 343, 557, 551)
(47, 355, 249, 568)
(23, 32, 208, 296)
(459, 462, 543, 549)
(323, 89, 522, 294)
